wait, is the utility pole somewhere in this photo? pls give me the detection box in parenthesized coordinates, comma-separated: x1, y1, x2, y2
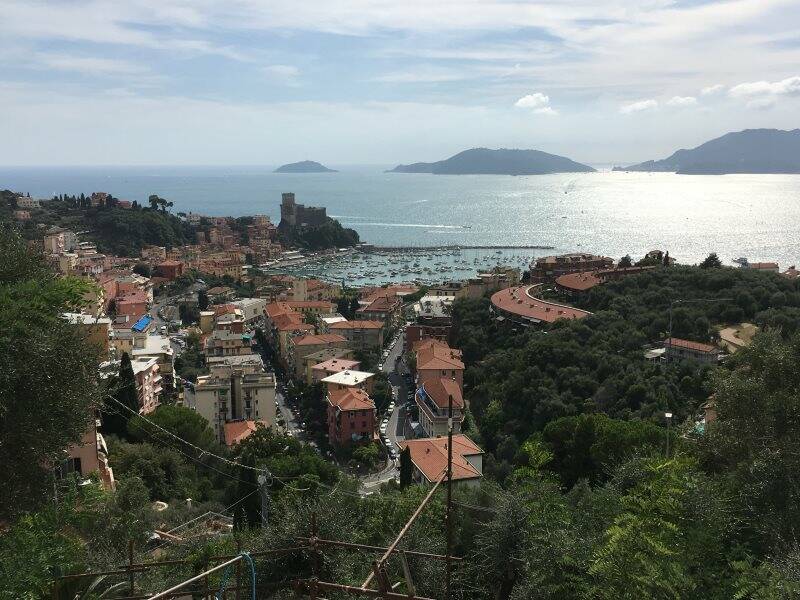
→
(445, 386, 454, 599)
(258, 473, 269, 528)
(665, 412, 673, 458)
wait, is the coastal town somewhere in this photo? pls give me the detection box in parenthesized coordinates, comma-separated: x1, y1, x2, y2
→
(5, 184, 800, 598)
(5, 185, 797, 494)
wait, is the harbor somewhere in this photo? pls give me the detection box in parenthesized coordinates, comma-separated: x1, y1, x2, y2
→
(260, 245, 550, 286)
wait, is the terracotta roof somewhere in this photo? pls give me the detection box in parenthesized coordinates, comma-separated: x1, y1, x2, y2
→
(292, 333, 347, 346)
(285, 300, 335, 310)
(664, 337, 717, 354)
(491, 286, 591, 323)
(266, 302, 294, 319)
(207, 286, 233, 295)
(328, 387, 375, 411)
(328, 320, 384, 330)
(272, 312, 313, 332)
(419, 377, 464, 410)
(555, 271, 602, 292)
(312, 358, 361, 373)
(416, 340, 464, 371)
(782, 266, 800, 279)
(748, 262, 779, 270)
(223, 420, 265, 446)
(400, 435, 482, 483)
(357, 295, 402, 314)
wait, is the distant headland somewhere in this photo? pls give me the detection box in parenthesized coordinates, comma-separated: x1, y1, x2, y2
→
(614, 128, 800, 175)
(274, 160, 337, 173)
(387, 147, 595, 175)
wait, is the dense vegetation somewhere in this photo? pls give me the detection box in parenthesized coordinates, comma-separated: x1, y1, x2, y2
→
(0, 227, 102, 519)
(279, 218, 359, 250)
(3, 194, 196, 256)
(7, 232, 800, 599)
(452, 264, 800, 481)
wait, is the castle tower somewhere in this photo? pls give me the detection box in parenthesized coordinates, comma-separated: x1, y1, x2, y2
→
(280, 192, 297, 227)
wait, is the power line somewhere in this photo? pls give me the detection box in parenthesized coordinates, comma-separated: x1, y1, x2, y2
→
(127, 413, 260, 488)
(105, 394, 267, 473)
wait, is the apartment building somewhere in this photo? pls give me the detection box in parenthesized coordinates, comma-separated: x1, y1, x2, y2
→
(415, 376, 464, 438)
(327, 320, 384, 352)
(187, 371, 276, 444)
(326, 387, 376, 447)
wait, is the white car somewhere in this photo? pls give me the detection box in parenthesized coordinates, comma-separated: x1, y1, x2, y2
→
(379, 424, 387, 434)
(388, 403, 395, 412)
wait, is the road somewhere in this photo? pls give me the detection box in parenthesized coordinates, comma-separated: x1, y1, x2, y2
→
(361, 327, 410, 492)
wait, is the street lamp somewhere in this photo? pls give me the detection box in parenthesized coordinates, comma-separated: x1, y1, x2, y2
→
(664, 412, 673, 458)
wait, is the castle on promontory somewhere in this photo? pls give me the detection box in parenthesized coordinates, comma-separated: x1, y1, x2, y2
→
(279, 192, 327, 228)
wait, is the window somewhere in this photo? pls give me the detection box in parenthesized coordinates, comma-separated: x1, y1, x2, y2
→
(362, 421, 366, 428)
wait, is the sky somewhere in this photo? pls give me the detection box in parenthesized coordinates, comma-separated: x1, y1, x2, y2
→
(1, 0, 799, 166)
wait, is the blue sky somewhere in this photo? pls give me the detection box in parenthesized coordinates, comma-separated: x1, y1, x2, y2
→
(1, 0, 799, 165)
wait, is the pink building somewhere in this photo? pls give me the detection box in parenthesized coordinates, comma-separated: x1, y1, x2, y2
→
(327, 388, 376, 447)
(132, 357, 162, 413)
(116, 290, 149, 318)
(63, 415, 115, 490)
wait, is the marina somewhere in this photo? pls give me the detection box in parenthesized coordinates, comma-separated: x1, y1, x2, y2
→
(260, 246, 545, 287)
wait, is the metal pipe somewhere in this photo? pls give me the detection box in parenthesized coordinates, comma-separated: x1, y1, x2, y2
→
(361, 471, 445, 589)
(295, 538, 461, 561)
(312, 580, 437, 600)
(146, 555, 242, 600)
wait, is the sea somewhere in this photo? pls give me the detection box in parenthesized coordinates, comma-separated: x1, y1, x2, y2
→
(3, 165, 800, 284)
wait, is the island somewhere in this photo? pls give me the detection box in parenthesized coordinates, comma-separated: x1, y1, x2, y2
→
(274, 160, 337, 173)
(387, 147, 595, 175)
(614, 128, 800, 174)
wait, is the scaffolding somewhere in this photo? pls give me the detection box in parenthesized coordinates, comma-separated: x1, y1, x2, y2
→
(56, 396, 462, 599)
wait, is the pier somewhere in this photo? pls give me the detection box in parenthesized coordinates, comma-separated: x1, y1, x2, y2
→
(363, 244, 555, 252)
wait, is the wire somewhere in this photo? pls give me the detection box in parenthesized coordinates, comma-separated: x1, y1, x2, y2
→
(105, 394, 267, 473)
(128, 413, 260, 488)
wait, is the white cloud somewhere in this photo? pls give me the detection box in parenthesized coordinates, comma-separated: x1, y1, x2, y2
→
(701, 84, 725, 95)
(666, 95, 697, 107)
(619, 99, 658, 114)
(372, 66, 467, 83)
(729, 75, 800, 97)
(514, 93, 550, 109)
(746, 97, 777, 110)
(514, 92, 559, 115)
(36, 53, 150, 76)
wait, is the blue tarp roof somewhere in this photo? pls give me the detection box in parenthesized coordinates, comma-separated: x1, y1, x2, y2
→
(131, 315, 153, 332)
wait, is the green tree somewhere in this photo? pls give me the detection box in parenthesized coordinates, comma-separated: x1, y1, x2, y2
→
(127, 405, 219, 457)
(0, 228, 101, 518)
(132, 262, 151, 277)
(541, 413, 666, 488)
(700, 331, 800, 552)
(700, 253, 723, 268)
(399, 446, 413, 487)
(618, 255, 633, 268)
(101, 353, 138, 437)
(197, 289, 210, 311)
(352, 444, 380, 470)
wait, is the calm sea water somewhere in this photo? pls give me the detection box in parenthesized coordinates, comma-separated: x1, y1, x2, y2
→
(3, 165, 800, 267)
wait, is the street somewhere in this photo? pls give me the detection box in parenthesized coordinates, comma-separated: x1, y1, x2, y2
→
(362, 326, 410, 492)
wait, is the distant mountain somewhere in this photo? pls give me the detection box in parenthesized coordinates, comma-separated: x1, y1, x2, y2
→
(274, 160, 337, 173)
(387, 148, 595, 175)
(614, 129, 800, 174)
